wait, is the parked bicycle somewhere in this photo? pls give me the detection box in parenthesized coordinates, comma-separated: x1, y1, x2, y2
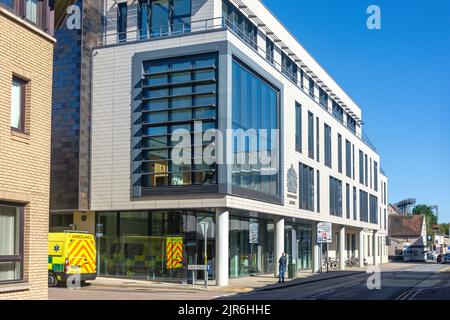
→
(321, 257, 339, 271)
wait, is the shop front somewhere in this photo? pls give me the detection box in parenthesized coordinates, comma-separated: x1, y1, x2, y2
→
(95, 210, 215, 283)
(284, 223, 313, 271)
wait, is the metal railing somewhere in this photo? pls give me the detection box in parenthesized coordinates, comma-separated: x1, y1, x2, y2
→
(98, 16, 377, 153)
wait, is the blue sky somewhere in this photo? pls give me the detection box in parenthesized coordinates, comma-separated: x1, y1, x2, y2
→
(262, 0, 450, 222)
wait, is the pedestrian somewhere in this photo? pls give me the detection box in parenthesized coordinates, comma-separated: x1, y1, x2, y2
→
(278, 252, 287, 283)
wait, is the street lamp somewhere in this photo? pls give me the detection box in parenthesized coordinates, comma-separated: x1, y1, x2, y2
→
(199, 221, 209, 288)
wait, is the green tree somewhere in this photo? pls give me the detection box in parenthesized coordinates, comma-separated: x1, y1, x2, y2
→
(439, 223, 449, 236)
(412, 204, 438, 237)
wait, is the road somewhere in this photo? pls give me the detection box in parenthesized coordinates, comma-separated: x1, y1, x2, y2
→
(224, 263, 450, 300)
(48, 263, 450, 300)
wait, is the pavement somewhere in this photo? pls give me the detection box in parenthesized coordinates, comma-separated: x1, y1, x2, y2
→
(48, 262, 450, 300)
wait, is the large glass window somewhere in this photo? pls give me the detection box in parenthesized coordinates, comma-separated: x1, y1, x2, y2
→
(229, 215, 274, 277)
(353, 187, 357, 220)
(295, 103, 302, 153)
(0, 204, 23, 283)
(281, 52, 297, 83)
(359, 150, 364, 184)
(317, 170, 320, 213)
(285, 223, 312, 271)
(308, 111, 314, 159)
(316, 117, 320, 162)
(338, 134, 342, 173)
(347, 116, 356, 133)
(346, 140, 352, 178)
(319, 88, 328, 108)
(117, 2, 128, 42)
(299, 163, 314, 212)
(370, 195, 378, 224)
(140, 53, 218, 188)
(324, 124, 332, 168)
(11, 77, 26, 132)
(96, 210, 215, 282)
(346, 183, 350, 219)
(374, 161, 379, 192)
(25, 0, 38, 24)
(0, 0, 14, 9)
(266, 37, 274, 64)
(332, 100, 344, 123)
(138, 0, 150, 39)
(232, 59, 279, 197)
(360, 190, 369, 222)
(222, 0, 257, 49)
(329, 176, 342, 217)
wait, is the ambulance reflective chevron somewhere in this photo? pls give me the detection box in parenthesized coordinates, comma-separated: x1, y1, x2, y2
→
(166, 237, 183, 269)
(48, 232, 97, 287)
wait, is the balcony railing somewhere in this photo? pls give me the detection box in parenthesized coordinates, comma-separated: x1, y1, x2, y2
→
(98, 16, 377, 153)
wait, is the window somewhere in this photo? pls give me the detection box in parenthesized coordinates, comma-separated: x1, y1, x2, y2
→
(319, 88, 328, 108)
(359, 150, 364, 184)
(0, 204, 24, 283)
(360, 190, 368, 222)
(374, 161, 378, 192)
(329, 176, 342, 217)
(365, 154, 368, 187)
(353, 187, 357, 220)
(332, 100, 343, 123)
(337, 134, 342, 173)
(346, 140, 351, 178)
(151, 0, 169, 36)
(281, 52, 297, 83)
(308, 111, 314, 159)
(347, 116, 356, 133)
(0, 0, 14, 9)
(324, 124, 331, 168)
(352, 145, 355, 180)
(370, 159, 372, 189)
(138, 0, 150, 39)
(117, 2, 128, 42)
(266, 37, 274, 64)
(317, 170, 320, 213)
(295, 103, 302, 153)
(11, 77, 26, 132)
(299, 163, 314, 211)
(384, 209, 387, 230)
(172, 0, 192, 34)
(346, 183, 350, 219)
(370, 195, 378, 224)
(232, 58, 279, 197)
(316, 117, 320, 162)
(383, 182, 387, 205)
(25, 0, 38, 24)
(309, 78, 314, 98)
(140, 53, 218, 188)
(223, 0, 257, 49)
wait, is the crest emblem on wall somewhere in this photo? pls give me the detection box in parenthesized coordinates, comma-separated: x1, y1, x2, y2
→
(287, 164, 297, 194)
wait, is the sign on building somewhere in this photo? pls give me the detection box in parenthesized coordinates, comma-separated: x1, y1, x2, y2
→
(249, 222, 259, 244)
(317, 222, 332, 243)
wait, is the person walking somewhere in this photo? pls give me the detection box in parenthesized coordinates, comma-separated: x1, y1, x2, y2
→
(278, 252, 287, 283)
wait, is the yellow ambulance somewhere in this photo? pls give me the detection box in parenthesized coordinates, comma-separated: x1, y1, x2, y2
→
(48, 231, 97, 287)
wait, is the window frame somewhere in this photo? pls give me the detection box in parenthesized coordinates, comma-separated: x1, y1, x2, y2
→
(0, 202, 25, 285)
(10, 76, 27, 133)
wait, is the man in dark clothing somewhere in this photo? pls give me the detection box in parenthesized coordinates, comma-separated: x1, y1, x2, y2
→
(278, 252, 287, 283)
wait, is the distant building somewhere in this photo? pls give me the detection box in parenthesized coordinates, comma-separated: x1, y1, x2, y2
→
(388, 215, 427, 262)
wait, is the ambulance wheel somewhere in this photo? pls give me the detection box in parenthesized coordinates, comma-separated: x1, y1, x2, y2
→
(48, 271, 58, 287)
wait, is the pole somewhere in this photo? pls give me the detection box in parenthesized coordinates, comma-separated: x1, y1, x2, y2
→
(204, 235, 208, 289)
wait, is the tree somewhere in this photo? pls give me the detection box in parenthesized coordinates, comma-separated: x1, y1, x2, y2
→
(412, 204, 438, 237)
(439, 223, 449, 236)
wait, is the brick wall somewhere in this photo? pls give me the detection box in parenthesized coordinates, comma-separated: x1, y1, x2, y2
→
(0, 9, 55, 300)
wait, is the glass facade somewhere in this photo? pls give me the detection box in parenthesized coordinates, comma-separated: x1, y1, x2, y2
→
(231, 59, 280, 197)
(140, 53, 218, 188)
(284, 223, 312, 271)
(299, 163, 314, 211)
(222, 0, 257, 49)
(96, 210, 215, 282)
(229, 215, 274, 278)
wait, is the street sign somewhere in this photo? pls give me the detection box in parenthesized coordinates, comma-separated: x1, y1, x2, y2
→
(317, 222, 332, 243)
(188, 265, 207, 271)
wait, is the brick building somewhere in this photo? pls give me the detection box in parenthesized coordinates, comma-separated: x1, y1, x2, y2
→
(0, 1, 55, 299)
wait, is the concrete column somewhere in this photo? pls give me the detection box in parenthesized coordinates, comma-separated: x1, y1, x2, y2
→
(215, 209, 229, 286)
(339, 226, 346, 270)
(274, 216, 285, 277)
(359, 229, 364, 268)
(312, 222, 320, 273)
(373, 231, 378, 266)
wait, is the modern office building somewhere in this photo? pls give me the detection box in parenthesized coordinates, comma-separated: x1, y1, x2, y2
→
(0, 0, 55, 299)
(51, 0, 389, 286)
